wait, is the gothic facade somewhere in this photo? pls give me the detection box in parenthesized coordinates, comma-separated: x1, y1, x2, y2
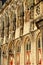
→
(0, 0, 43, 65)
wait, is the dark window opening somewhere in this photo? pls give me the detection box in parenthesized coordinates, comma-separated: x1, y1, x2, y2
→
(26, 44, 29, 50)
(38, 38, 40, 48)
(17, 46, 21, 52)
(26, 43, 31, 51)
(29, 43, 31, 50)
(1, 21, 4, 38)
(13, 14, 16, 31)
(2, 0, 7, 5)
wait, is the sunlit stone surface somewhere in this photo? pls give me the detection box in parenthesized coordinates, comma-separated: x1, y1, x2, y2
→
(0, 0, 43, 65)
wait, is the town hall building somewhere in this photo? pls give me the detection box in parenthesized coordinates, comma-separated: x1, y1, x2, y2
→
(0, 0, 43, 65)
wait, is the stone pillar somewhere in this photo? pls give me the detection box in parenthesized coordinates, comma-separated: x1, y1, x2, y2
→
(4, 14, 9, 43)
(31, 32, 37, 65)
(20, 38, 24, 65)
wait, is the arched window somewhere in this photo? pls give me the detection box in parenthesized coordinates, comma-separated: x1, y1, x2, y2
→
(16, 41, 21, 65)
(25, 38, 31, 65)
(37, 34, 42, 65)
(20, 4, 24, 36)
(26, 42, 31, 51)
(8, 43, 14, 65)
(13, 14, 16, 31)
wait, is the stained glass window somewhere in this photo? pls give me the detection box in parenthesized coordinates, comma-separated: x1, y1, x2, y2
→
(20, 4, 24, 36)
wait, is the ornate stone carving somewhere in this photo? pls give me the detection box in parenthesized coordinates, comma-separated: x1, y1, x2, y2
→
(36, 4, 40, 15)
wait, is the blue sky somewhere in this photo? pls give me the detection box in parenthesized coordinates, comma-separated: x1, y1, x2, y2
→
(2, 0, 6, 5)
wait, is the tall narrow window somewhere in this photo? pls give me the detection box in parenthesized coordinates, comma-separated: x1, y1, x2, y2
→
(8, 43, 14, 65)
(17, 46, 21, 52)
(1, 21, 4, 38)
(26, 44, 29, 50)
(37, 35, 42, 65)
(20, 4, 24, 36)
(13, 14, 16, 32)
(38, 38, 40, 48)
(7, 16, 9, 38)
(26, 42, 31, 51)
(25, 40, 31, 65)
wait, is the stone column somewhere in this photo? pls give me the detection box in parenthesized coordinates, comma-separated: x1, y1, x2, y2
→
(20, 37, 24, 65)
(31, 32, 36, 65)
(4, 14, 9, 44)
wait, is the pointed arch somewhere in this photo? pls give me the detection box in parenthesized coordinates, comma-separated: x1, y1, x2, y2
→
(36, 32, 42, 65)
(15, 40, 21, 65)
(24, 36, 31, 65)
